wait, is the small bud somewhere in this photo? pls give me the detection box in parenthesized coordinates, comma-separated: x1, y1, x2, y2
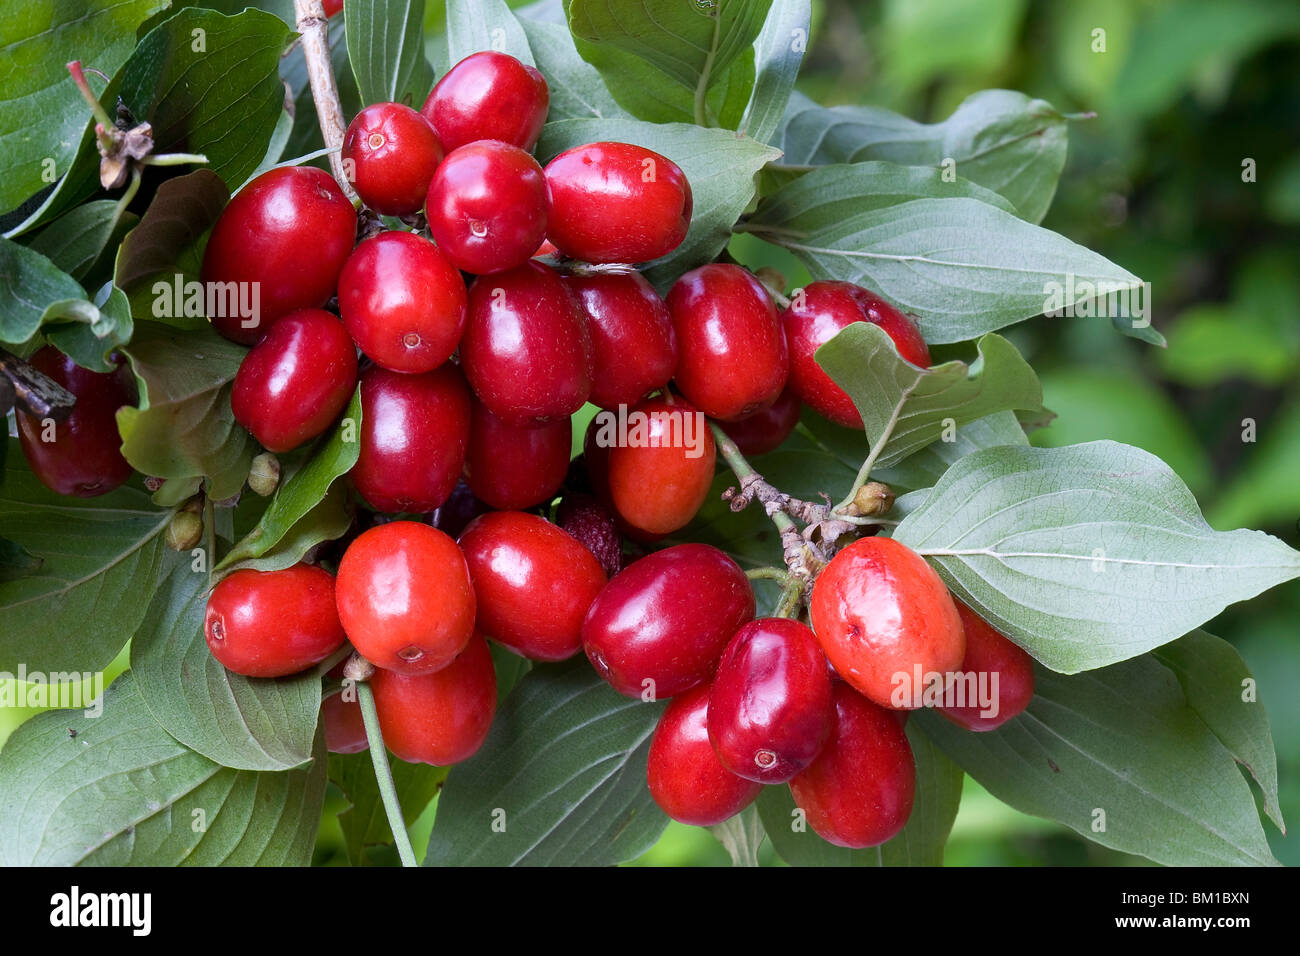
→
(248, 452, 280, 496)
(853, 481, 895, 517)
(179, 493, 203, 514)
(166, 511, 203, 551)
(343, 652, 374, 684)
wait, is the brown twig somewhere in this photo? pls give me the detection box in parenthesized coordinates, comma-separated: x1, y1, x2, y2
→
(0, 348, 77, 421)
(293, 0, 355, 199)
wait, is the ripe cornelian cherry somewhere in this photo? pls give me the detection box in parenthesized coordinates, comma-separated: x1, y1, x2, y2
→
(563, 270, 678, 410)
(784, 280, 931, 428)
(810, 537, 965, 710)
(459, 511, 606, 662)
(371, 633, 497, 765)
(231, 308, 357, 453)
(338, 231, 466, 374)
(938, 601, 1036, 731)
(718, 385, 802, 457)
(16, 347, 136, 497)
(790, 682, 917, 848)
(460, 261, 592, 425)
(646, 683, 762, 826)
(668, 264, 788, 421)
(351, 363, 470, 514)
(463, 399, 570, 510)
(421, 51, 549, 153)
(342, 102, 444, 216)
(322, 0, 343, 16)
(545, 142, 691, 264)
(708, 618, 834, 784)
(204, 564, 347, 678)
(425, 140, 548, 275)
(605, 396, 716, 536)
(201, 166, 356, 344)
(335, 521, 475, 675)
(582, 543, 754, 699)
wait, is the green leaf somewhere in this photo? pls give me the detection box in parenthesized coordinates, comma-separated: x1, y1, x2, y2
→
(709, 803, 764, 866)
(217, 389, 362, 573)
(0, 445, 170, 673)
(425, 656, 668, 866)
(44, 283, 135, 373)
(130, 551, 322, 771)
(117, 321, 255, 501)
(347, 0, 437, 107)
(775, 88, 1068, 223)
(915, 656, 1280, 866)
(815, 323, 1042, 469)
(537, 119, 780, 288)
(893, 441, 1300, 673)
(330, 751, 447, 866)
(871, 410, 1030, 494)
(740, 0, 809, 143)
(0, 0, 169, 216)
(1152, 630, 1284, 832)
(445, 0, 535, 66)
(757, 720, 963, 865)
(0, 672, 327, 866)
(519, 18, 624, 120)
(0, 237, 94, 346)
(28, 201, 136, 285)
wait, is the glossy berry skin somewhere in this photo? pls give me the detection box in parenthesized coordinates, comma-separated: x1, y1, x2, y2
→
(646, 683, 762, 826)
(322, 0, 343, 16)
(789, 682, 917, 848)
(425, 141, 548, 275)
(421, 51, 549, 153)
(459, 512, 606, 662)
(16, 347, 136, 497)
(784, 281, 931, 428)
(667, 264, 788, 421)
(464, 400, 570, 510)
(582, 543, 754, 699)
(204, 564, 347, 678)
(545, 142, 691, 264)
(810, 537, 965, 710)
(562, 271, 677, 410)
(460, 261, 592, 425)
(342, 103, 444, 215)
(335, 521, 475, 675)
(371, 633, 497, 765)
(605, 397, 716, 536)
(231, 309, 357, 453)
(708, 618, 834, 784)
(718, 386, 802, 457)
(939, 602, 1036, 731)
(201, 166, 356, 344)
(351, 364, 470, 514)
(338, 231, 466, 374)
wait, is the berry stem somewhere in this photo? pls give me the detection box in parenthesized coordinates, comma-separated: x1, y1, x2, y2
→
(292, 0, 357, 200)
(834, 381, 915, 514)
(774, 575, 807, 619)
(66, 61, 117, 133)
(356, 678, 419, 868)
(709, 422, 798, 537)
(203, 491, 216, 588)
(745, 566, 789, 585)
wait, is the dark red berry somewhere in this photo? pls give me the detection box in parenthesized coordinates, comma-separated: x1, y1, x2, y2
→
(432, 480, 492, 539)
(556, 493, 621, 578)
(342, 102, 444, 216)
(463, 399, 570, 510)
(718, 385, 802, 457)
(421, 51, 549, 153)
(938, 601, 1036, 731)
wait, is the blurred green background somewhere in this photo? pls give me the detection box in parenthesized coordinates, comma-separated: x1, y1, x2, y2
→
(3, 0, 1297, 866)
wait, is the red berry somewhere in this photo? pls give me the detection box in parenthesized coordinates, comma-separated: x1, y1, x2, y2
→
(544, 142, 691, 264)
(425, 141, 548, 275)
(16, 347, 136, 497)
(323, 662, 368, 754)
(463, 399, 570, 510)
(322, 0, 343, 16)
(938, 602, 1036, 731)
(371, 633, 497, 765)
(460, 261, 592, 425)
(789, 682, 916, 848)
(784, 280, 931, 428)
(204, 564, 347, 678)
(342, 103, 444, 216)
(338, 231, 466, 373)
(604, 396, 716, 536)
(562, 270, 677, 410)
(335, 521, 475, 675)
(556, 493, 622, 578)
(581, 543, 754, 699)
(432, 480, 492, 540)
(200, 166, 356, 344)
(718, 385, 802, 457)
(351, 363, 470, 514)
(231, 308, 357, 453)
(667, 264, 788, 421)
(646, 683, 762, 826)
(809, 537, 965, 710)
(421, 51, 549, 153)
(708, 618, 834, 784)
(459, 511, 606, 662)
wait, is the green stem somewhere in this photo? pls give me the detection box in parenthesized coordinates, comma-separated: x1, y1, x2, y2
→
(710, 422, 798, 536)
(774, 575, 806, 619)
(203, 492, 215, 588)
(112, 166, 142, 229)
(834, 382, 915, 513)
(314, 644, 354, 678)
(142, 152, 209, 167)
(66, 61, 116, 131)
(745, 566, 790, 585)
(357, 680, 418, 867)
